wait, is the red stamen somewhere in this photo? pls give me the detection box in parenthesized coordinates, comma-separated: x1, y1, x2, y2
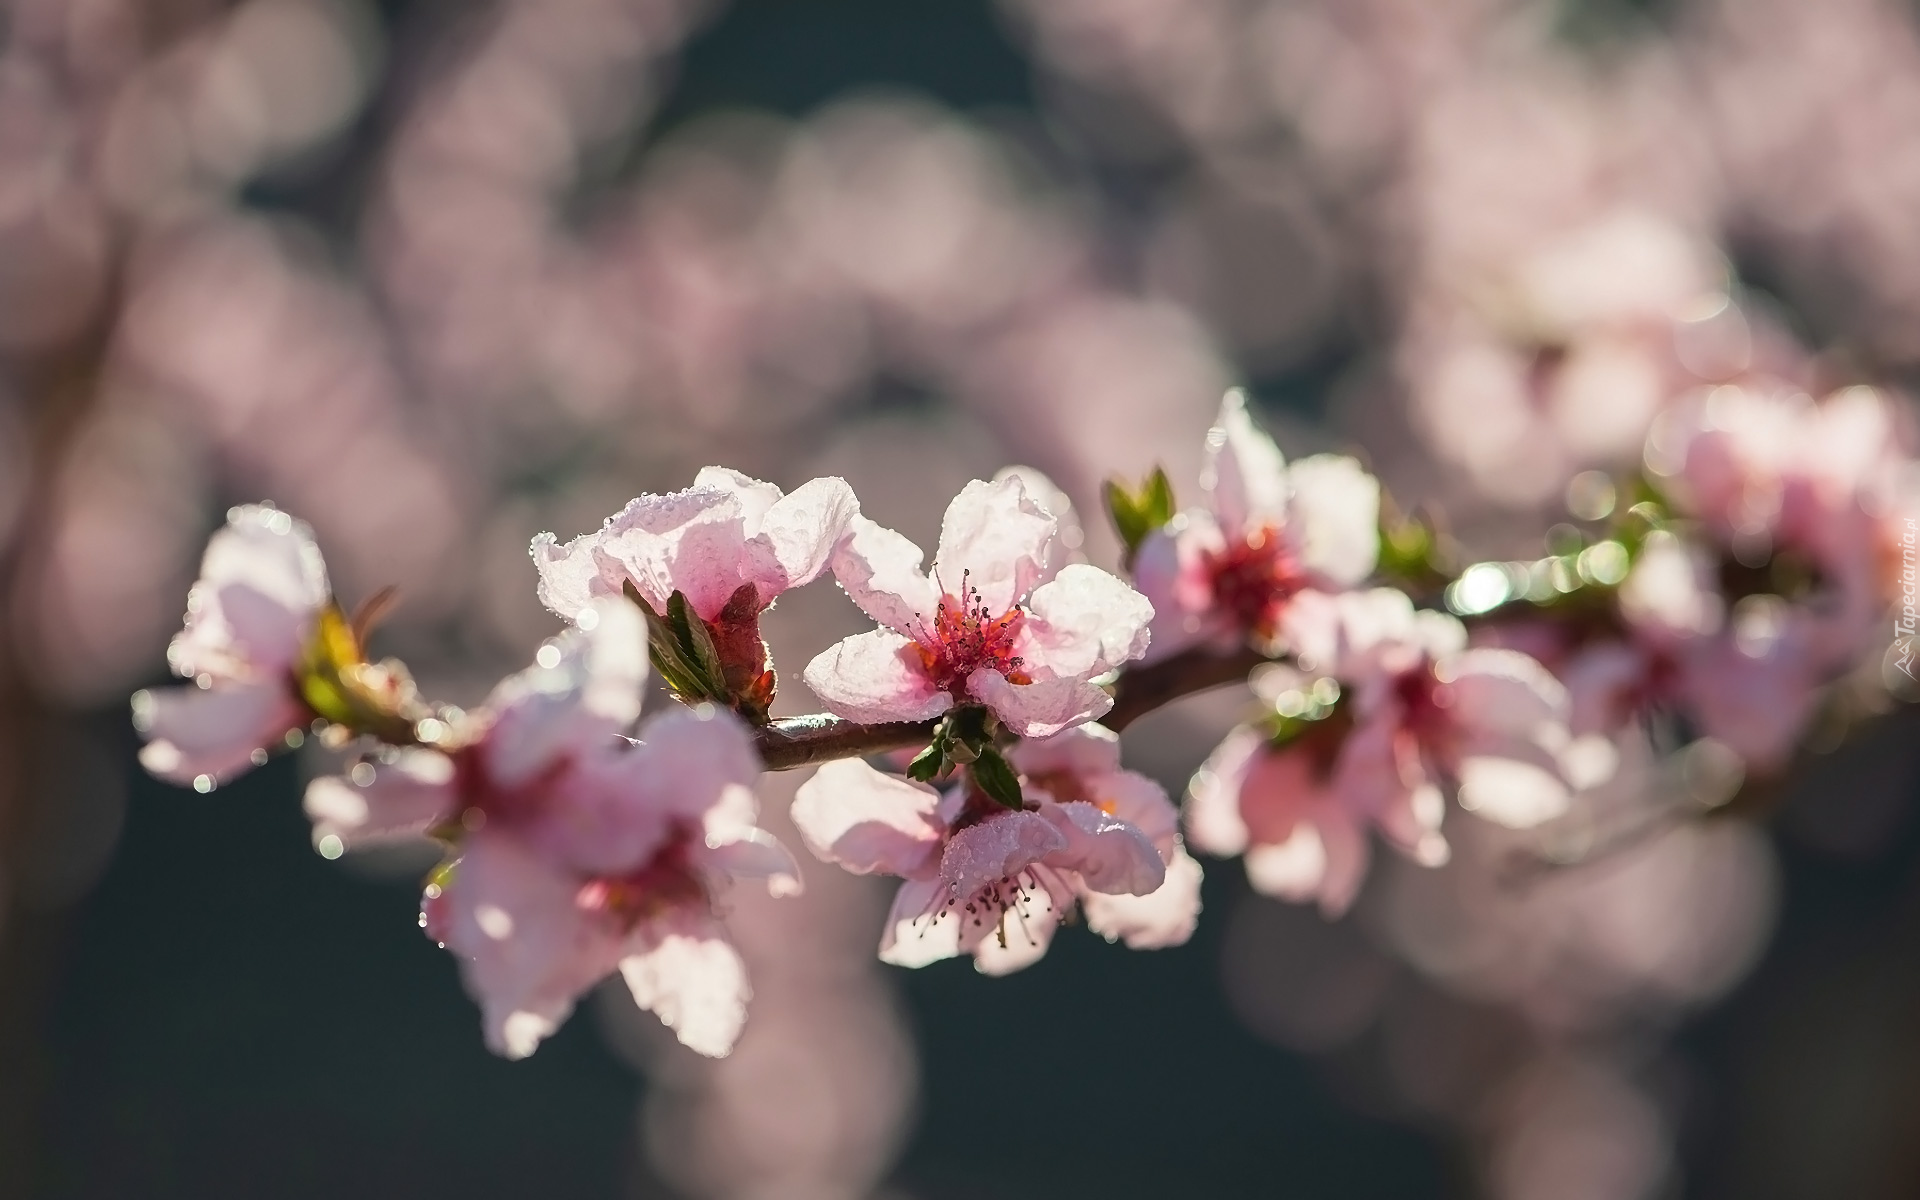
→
(1205, 524, 1308, 642)
(915, 569, 1031, 695)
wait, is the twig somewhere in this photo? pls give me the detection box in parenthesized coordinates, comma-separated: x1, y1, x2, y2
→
(749, 645, 1271, 771)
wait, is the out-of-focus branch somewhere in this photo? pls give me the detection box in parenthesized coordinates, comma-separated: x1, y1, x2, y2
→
(750, 645, 1270, 771)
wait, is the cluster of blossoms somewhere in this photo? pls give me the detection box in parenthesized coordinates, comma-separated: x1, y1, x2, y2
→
(133, 384, 1914, 1060)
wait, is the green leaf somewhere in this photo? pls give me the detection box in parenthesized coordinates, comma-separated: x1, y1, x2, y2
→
(667, 591, 727, 697)
(1104, 467, 1178, 567)
(970, 747, 1025, 811)
(625, 582, 717, 701)
(906, 741, 946, 783)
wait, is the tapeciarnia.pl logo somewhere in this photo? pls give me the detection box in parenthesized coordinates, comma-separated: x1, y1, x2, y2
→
(1898, 518, 1918, 680)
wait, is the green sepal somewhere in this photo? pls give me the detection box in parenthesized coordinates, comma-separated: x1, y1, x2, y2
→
(1104, 467, 1177, 567)
(969, 747, 1025, 811)
(625, 582, 726, 703)
(906, 742, 945, 783)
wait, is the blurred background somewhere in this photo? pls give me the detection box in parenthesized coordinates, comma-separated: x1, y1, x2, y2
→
(5, 0, 1920, 1196)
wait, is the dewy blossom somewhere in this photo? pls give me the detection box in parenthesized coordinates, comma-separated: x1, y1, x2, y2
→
(1185, 589, 1573, 916)
(133, 504, 328, 789)
(1617, 384, 1909, 769)
(804, 475, 1152, 738)
(303, 598, 799, 1059)
(1134, 390, 1381, 661)
(790, 724, 1193, 973)
(531, 468, 859, 713)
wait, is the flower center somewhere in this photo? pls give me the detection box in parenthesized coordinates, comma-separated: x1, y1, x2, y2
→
(1206, 524, 1307, 642)
(575, 828, 709, 927)
(916, 571, 1031, 694)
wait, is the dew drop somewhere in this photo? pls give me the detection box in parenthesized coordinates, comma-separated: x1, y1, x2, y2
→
(250, 748, 270, 766)
(350, 762, 376, 787)
(193, 774, 215, 793)
(535, 643, 562, 670)
(284, 728, 305, 749)
(317, 834, 344, 860)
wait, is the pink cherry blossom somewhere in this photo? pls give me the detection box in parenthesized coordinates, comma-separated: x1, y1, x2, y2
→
(790, 732, 1180, 974)
(1008, 724, 1203, 950)
(304, 598, 798, 1059)
(132, 504, 328, 788)
(1134, 389, 1380, 661)
(1617, 385, 1910, 769)
(1186, 588, 1572, 914)
(803, 475, 1153, 738)
(531, 468, 858, 624)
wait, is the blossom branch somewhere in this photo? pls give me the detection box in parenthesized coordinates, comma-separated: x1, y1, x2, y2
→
(752, 644, 1272, 770)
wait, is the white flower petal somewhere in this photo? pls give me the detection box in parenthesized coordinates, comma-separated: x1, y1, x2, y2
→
(803, 629, 953, 725)
(1285, 454, 1380, 587)
(1041, 800, 1165, 896)
(1082, 847, 1203, 949)
(136, 681, 306, 785)
(620, 913, 752, 1058)
(1020, 564, 1154, 680)
(829, 515, 941, 635)
(170, 504, 329, 679)
(529, 530, 616, 621)
(741, 475, 860, 601)
(939, 809, 1067, 900)
(303, 749, 456, 848)
(932, 477, 1056, 615)
(967, 670, 1112, 740)
(481, 597, 648, 788)
(967, 882, 1061, 977)
(879, 878, 964, 968)
(791, 759, 944, 879)
(1203, 390, 1289, 536)
(595, 487, 748, 620)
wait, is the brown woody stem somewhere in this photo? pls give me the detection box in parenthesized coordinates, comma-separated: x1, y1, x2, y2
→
(750, 645, 1273, 771)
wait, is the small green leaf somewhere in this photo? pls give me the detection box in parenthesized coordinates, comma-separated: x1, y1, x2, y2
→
(1142, 466, 1175, 528)
(970, 748, 1025, 811)
(667, 591, 728, 697)
(906, 742, 946, 783)
(625, 582, 716, 700)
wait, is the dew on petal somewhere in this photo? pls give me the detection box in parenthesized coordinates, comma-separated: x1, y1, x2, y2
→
(192, 774, 215, 793)
(317, 834, 344, 860)
(535, 643, 562, 669)
(350, 761, 376, 786)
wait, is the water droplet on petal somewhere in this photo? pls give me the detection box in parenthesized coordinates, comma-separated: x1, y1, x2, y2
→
(535, 643, 562, 670)
(350, 762, 376, 787)
(250, 748, 270, 766)
(317, 834, 344, 860)
(193, 774, 215, 793)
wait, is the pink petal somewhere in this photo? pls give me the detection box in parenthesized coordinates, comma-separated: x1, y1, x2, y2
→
(1019, 564, 1154, 680)
(1041, 801, 1165, 896)
(1245, 813, 1370, 917)
(830, 515, 941, 635)
(1203, 390, 1289, 537)
(939, 809, 1068, 901)
(995, 465, 1081, 587)
(878, 877, 964, 968)
(692, 466, 784, 528)
(803, 629, 952, 725)
(134, 681, 306, 785)
(931, 476, 1056, 615)
(966, 881, 1062, 976)
(441, 834, 626, 1060)
(741, 475, 860, 602)
(1440, 649, 1571, 742)
(1182, 727, 1259, 857)
(1284, 454, 1380, 588)
(1006, 722, 1124, 779)
(790, 758, 944, 879)
(966, 670, 1112, 739)
(594, 487, 748, 620)
(170, 505, 328, 679)
(1094, 770, 1181, 851)
(529, 530, 618, 621)
(699, 828, 803, 898)
(1082, 847, 1203, 949)
(1454, 748, 1571, 829)
(619, 910, 752, 1058)
(480, 598, 648, 789)
(303, 749, 457, 848)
